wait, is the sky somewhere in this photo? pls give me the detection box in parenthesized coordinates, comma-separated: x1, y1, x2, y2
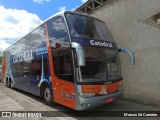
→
(0, 0, 88, 51)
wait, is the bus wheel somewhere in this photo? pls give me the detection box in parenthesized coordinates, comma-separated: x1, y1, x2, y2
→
(11, 80, 14, 89)
(43, 86, 53, 106)
(6, 78, 9, 87)
(8, 79, 11, 88)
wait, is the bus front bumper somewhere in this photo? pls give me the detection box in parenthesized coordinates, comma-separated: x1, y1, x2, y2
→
(75, 90, 123, 110)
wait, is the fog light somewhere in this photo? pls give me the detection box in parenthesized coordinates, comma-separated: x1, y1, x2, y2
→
(78, 103, 91, 107)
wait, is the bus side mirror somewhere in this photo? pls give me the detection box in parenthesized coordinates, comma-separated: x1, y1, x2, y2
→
(118, 48, 135, 65)
(71, 42, 85, 66)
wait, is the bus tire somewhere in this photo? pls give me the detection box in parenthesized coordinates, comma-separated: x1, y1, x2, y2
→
(43, 86, 53, 106)
(6, 78, 9, 87)
(10, 80, 14, 89)
(8, 79, 11, 88)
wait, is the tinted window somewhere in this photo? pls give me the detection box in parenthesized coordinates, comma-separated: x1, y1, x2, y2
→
(66, 13, 114, 41)
(60, 52, 73, 82)
(47, 17, 68, 39)
(31, 58, 49, 77)
(12, 63, 23, 77)
(53, 57, 60, 77)
(23, 62, 31, 76)
(52, 51, 73, 82)
(6, 25, 46, 55)
(31, 60, 41, 76)
(30, 25, 46, 50)
(47, 16, 69, 48)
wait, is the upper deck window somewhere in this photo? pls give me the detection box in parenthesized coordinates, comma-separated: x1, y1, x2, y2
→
(65, 13, 114, 42)
(47, 16, 70, 48)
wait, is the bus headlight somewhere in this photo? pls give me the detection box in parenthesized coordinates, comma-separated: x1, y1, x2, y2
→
(78, 92, 95, 98)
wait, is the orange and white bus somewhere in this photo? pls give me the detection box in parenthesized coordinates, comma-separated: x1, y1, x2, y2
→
(2, 11, 135, 110)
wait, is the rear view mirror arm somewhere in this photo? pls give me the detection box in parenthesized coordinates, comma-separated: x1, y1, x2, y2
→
(118, 48, 135, 65)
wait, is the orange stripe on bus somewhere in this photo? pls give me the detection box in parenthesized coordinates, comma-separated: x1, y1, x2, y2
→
(81, 80, 123, 94)
(44, 23, 55, 78)
(44, 23, 62, 104)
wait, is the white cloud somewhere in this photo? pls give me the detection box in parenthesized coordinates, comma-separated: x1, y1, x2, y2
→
(58, 6, 66, 12)
(33, 0, 50, 4)
(81, 0, 88, 3)
(0, 6, 42, 51)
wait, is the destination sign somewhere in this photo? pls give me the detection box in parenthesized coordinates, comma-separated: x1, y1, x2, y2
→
(90, 40, 113, 47)
(71, 38, 117, 48)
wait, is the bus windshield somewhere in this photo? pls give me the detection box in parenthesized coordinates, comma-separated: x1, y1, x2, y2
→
(65, 13, 113, 41)
(79, 47, 121, 84)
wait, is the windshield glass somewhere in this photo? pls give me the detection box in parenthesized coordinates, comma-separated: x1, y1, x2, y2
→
(65, 13, 113, 41)
(79, 47, 121, 83)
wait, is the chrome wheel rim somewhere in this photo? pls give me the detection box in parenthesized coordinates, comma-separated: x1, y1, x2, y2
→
(44, 88, 51, 102)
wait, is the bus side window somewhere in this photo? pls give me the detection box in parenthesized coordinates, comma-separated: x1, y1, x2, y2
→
(23, 62, 31, 76)
(53, 57, 60, 78)
(46, 16, 69, 49)
(47, 16, 68, 40)
(44, 59, 49, 77)
(59, 51, 73, 82)
(12, 63, 23, 77)
(31, 60, 42, 76)
(53, 51, 73, 82)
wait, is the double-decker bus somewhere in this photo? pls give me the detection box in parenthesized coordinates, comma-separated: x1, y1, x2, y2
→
(1, 11, 135, 110)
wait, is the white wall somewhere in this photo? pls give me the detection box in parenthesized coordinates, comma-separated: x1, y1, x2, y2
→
(91, 0, 160, 107)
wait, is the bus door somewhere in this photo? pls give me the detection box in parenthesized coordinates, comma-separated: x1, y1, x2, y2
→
(52, 50, 75, 109)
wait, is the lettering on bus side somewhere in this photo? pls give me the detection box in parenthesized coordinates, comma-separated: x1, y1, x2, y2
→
(61, 93, 74, 99)
(90, 40, 113, 48)
(13, 50, 34, 63)
(36, 47, 48, 55)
